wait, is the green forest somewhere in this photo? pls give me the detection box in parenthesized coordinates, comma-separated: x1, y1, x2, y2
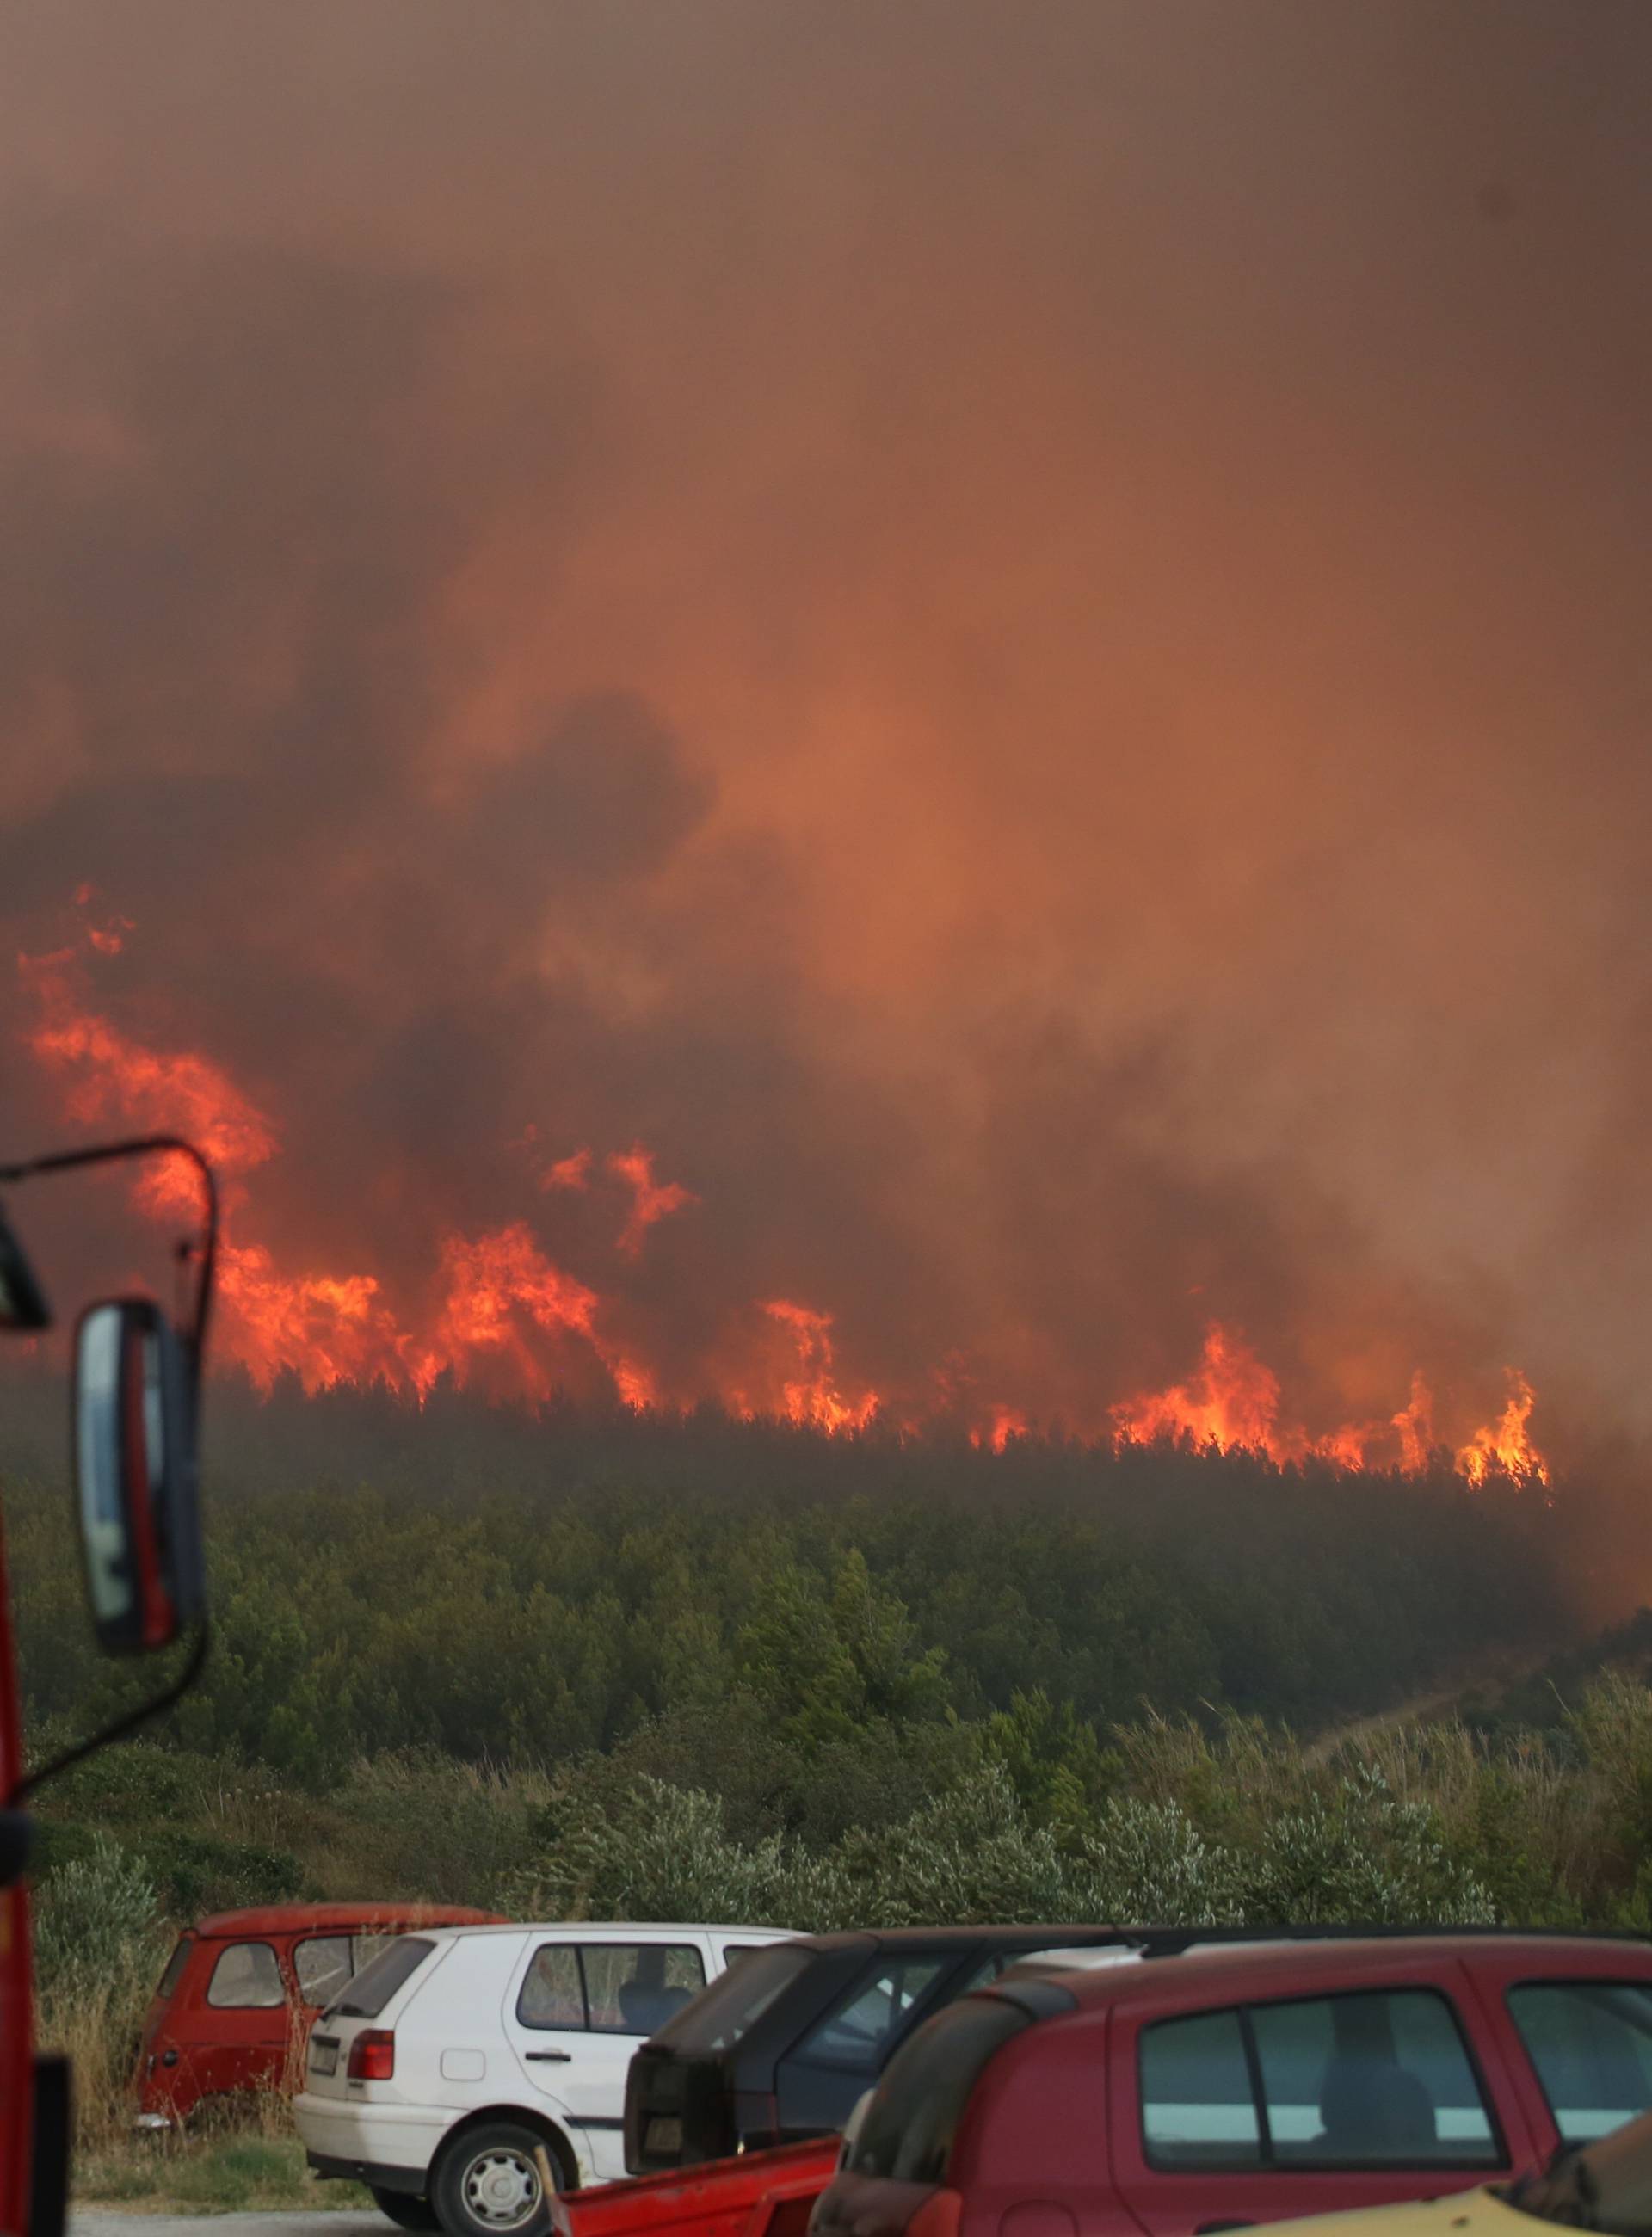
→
(9, 1365, 1649, 1939)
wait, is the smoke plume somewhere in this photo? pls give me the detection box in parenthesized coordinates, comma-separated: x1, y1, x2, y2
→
(3, 3, 1649, 1488)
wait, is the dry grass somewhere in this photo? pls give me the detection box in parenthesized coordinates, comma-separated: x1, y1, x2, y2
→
(76, 2129, 372, 2214)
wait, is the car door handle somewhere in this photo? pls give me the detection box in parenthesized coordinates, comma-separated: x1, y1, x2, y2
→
(526, 2050, 572, 2062)
(1195, 2223, 1254, 2233)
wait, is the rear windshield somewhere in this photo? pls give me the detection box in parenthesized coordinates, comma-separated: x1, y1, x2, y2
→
(157, 1937, 193, 2000)
(848, 1995, 1033, 2184)
(652, 1945, 813, 2051)
(330, 1936, 435, 2019)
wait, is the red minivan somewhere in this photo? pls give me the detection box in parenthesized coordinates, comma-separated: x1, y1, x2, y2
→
(812, 1932, 1652, 2237)
(135, 1902, 505, 2129)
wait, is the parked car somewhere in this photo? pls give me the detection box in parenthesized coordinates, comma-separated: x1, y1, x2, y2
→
(134, 1902, 504, 2130)
(1237, 2098, 1652, 2237)
(296, 1920, 795, 2237)
(623, 1928, 1150, 2173)
(809, 1929, 1652, 2237)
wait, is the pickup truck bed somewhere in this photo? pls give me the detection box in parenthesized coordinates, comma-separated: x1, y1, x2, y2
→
(550, 2139, 837, 2237)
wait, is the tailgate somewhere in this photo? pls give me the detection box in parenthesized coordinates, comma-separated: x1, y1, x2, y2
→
(552, 2139, 839, 2237)
(304, 1935, 447, 2100)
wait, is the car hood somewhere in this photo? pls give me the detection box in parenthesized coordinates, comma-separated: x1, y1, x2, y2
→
(1243, 2190, 1527, 2237)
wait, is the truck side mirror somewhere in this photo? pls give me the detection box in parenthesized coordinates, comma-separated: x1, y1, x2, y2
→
(0, 1202, 50, 1332)
(73, 1299, 205, 1653)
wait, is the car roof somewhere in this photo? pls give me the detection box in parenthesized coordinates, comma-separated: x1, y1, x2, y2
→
(1037, 1932, 1652, 2012)
(423, 1922, 798, 1940)
(772, 1926, 1147, 1957)
(193, 1902, 507, 1939)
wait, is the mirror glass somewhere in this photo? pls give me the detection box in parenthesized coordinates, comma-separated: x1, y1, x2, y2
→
(74, 1300, 184, 1652)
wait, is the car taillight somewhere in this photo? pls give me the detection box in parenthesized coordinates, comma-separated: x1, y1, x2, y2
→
(348, 2031, 395, 2081)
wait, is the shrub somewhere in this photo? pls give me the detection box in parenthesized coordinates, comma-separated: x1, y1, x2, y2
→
(33, 1834, 170, 2153)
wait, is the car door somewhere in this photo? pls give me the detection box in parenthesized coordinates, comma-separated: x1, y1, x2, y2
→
(504, 1935, 710, 2179)
(182, 1938, 292, 2106)
(1464, 1957, 1652, 2160)
(1107, 1968, 1540, 2236)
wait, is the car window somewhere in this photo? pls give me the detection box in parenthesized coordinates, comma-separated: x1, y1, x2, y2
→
(520, 1944, 586, 2029)
(157, 1937, 193, 2000)
(206, 1941, 286, 2010)
(295, 1936, 354, 2006)
(354, 1932, 401, 1975)
(583, 1944, 706, 2036)
(1141, 2008, 1263, 2167)
(791, 1959, 948, 2072)
(1141, 1990, 1499, 2172)
(1251, 1990, 1498, 2166)
(1508, 1982, 1652, 2143)
(654, 1944, 811, 2050)
(332, 1937, 436, 2019)
(955, 1945, 1115, 1995)
(850, 1995, 1035, 2182)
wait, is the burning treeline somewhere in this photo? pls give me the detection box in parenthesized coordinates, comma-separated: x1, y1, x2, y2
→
(19, 910, 1548, 1487)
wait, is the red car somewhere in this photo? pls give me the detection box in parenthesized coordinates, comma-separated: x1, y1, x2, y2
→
(811, 1931, 1652, 2237)
(135, 1902, 505, 2129)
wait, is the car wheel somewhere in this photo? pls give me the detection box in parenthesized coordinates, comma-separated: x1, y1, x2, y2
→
(434, 2123, 560, 2237)
(370, 2187, 445, 2233)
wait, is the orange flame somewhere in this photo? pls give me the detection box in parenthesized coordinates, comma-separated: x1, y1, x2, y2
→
(1113, 1323, 1284, 1456)
(1457, 1369, 1550, 1487)
(757, 1299, 879, 1434)
(970, 1404, 1027, 1453)
(606, 1143, 696, 1260)
(17, 926, 1556, 1476)
(1113, 1324, 1549, 1483)
(1392, 1371, 1436, 1473)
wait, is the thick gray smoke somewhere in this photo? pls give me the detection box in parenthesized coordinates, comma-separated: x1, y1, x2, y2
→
(2, 3, 1649, 1487)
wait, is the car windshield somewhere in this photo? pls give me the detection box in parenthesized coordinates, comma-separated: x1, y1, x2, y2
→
(1508, 2106, 1652, 2234)
(651, 1945, 812, 2051)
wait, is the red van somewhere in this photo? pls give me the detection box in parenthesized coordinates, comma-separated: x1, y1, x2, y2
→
(134, 1902, 505, 2129)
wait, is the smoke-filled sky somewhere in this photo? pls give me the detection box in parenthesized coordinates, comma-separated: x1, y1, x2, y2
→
(3, 3, 1649, 1463)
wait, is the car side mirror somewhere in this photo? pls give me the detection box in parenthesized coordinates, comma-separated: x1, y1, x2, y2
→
(73, 1298, 205, 1653)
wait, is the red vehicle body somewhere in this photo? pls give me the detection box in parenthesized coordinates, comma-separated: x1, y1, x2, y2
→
(812, 1933, 1652, 2237)
(138, 1902, 506, 2128)
(0, 1574, 37, 2237)
(552, 2137, 841, 2237)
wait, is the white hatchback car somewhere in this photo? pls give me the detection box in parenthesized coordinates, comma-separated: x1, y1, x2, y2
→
(295, 1922, 794, 2237)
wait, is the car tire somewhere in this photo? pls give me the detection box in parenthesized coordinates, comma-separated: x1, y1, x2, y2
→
(433, 2123, 562, 2237)
(370, 2187, 445, 2233)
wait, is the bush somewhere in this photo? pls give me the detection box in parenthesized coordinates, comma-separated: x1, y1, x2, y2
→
(1243, 1766, 1496, 1926)
(33, 1834, 170, 2153)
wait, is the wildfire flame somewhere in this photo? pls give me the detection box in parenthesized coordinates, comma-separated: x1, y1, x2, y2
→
(16, 907, 1555, 1482)
(1112, 1322, 1550, 1486)
(970, 1404, 1028, 1455)
(754, 1299, 880, 1435)
(1456, 1368, 1550, 1487)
